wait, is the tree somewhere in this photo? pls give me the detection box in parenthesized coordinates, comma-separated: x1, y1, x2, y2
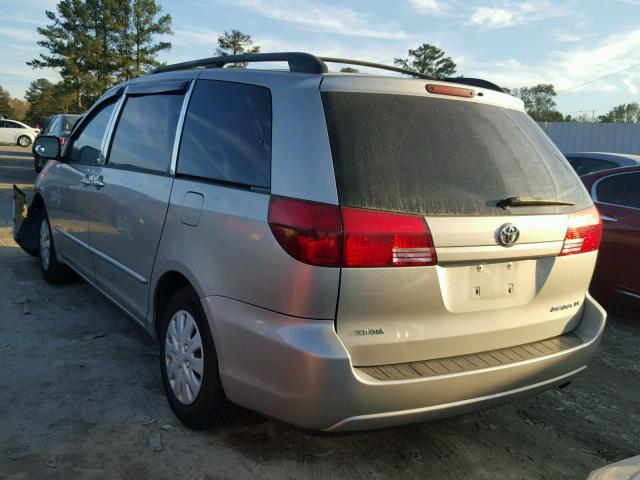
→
(23, 78, 76, 125)
(9, 98, 29, 121)
(28, 1, 93, 110)
(513, 84, 564, 122)
(340, 67, 360, 73)
(598, 103, 640, 123)
(394, 44, 457, 78)
(0, 86, 15, 118)
(29, 0, 173, 108)
(118, 0, 172, 79)
(215, 30, 260, 67)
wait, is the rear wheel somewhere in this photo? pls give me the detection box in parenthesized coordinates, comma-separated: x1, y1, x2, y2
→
(159, 286, 236, 429)
(39, 215, 73, 283)
(17, 135, 31, 147)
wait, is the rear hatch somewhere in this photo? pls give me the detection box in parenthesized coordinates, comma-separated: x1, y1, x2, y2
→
(320, 76, 598, 367)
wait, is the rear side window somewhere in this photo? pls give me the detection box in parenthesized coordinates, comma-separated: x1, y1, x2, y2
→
(322, 92, 590, 216)
(108, 93, 183, 173)
(621, 174, 640, 208)
(177, 80, 272, 188)
(596, 175, 629, 205)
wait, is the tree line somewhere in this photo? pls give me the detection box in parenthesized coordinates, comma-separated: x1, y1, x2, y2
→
(1, 4, 638, 126)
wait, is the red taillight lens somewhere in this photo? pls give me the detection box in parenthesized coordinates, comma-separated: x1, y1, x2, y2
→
(268, 197, 437, 268)
(268, 196, 342, 267)
(341, 207, 436, 267)
(559, 205, 602, 256)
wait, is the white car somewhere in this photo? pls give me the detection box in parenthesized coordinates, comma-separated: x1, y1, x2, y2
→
(0, 119, 39, 147)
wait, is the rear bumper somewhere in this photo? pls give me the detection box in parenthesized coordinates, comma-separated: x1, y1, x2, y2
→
(203, 294, 606, 431)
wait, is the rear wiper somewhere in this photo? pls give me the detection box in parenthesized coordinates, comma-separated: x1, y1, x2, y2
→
(496, 196, 576, 209)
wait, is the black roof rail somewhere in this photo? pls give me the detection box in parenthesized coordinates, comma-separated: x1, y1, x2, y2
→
(152, 52, 328, 75)
(151, 51, 504, 93)
(319, 57, 438, 80)
(320, 58, 505, 92)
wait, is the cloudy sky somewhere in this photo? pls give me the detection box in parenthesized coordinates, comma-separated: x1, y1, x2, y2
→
(1, 0, 639, 116)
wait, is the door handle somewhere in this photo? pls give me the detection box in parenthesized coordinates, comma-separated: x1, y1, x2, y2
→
(601, 215, 617, 223)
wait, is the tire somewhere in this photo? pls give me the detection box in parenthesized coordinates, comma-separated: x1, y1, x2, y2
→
(159, 286, 236, 429)
(34, 155, 43, 173)
(39, 214, 74, 284)
(18, 135, 32, 148)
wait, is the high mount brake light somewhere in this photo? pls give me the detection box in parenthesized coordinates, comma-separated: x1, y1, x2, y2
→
(268, 197, 437, 268)
(559, 205, 602, 256)
(426, 84, 475, 98)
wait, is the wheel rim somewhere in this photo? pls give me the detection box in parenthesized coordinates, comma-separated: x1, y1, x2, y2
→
(19, 137, 30, 147)
(40, 219, 51, 270)
(165, 310, 204, 405)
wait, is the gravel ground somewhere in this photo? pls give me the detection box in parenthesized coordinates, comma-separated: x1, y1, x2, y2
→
(0, 145, 638, 480)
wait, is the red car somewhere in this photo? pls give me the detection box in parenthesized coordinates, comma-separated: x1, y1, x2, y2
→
(581, 165, 640, 306)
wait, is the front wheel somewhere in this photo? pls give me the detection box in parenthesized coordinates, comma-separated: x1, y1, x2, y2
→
(159, 286, 236, 429)
(17, 135, 32, 148)
(39, 215, 73, 283)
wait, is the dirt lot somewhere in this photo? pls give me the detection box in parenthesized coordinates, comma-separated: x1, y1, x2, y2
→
(0, 144, 638, 480)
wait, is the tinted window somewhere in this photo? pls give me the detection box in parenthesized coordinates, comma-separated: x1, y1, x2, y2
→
(45, 117, 59, 134)
(621, 173, 640, 208)
(108, 93, 183, 173)
(322, 92, 590, 216)
(568, 156, 618, 176)
(69, 102, 116, 164)
(5, 121, 24, 129)
(63, 116, 81, 134)
(177, 80, 272, 188)
(596, 175, 629, 204)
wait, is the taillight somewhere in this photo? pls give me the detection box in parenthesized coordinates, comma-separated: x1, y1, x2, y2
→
(559, 205, 602, 256)
(268, 197, 437, 268)
(341, 207, 436, 267)
(59, 137, 65, 145)
(268, 196, 342, 267)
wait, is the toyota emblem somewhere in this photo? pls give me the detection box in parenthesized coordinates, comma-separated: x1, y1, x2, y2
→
(497, 224, 519, 247)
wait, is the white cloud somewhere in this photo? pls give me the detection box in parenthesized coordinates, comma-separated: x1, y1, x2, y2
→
(622, 75, 639, 94)
(230, 0, 407, 40)
(468, 1, 566, 30)
(554, 32, 586, 43)
(407, 0, 447, 15)
(171, 28, 220, 47)
(468, 7, 515, 28)
(0, 27, 37, 43)
(462, 29, 640, 94)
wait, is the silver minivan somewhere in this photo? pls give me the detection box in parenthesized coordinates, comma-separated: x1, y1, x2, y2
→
(25, 53, 606, 431)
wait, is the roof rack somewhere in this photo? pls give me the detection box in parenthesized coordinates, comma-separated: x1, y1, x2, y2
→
(319, 57, 438, 80)
(152, 52, 327, 75)
(151, 52, 504, 93)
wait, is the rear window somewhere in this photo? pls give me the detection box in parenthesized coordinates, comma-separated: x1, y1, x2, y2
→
(322, 92, 590, 216)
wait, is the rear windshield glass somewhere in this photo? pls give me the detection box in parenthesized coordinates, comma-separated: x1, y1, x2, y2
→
(321, 92, 590, 216)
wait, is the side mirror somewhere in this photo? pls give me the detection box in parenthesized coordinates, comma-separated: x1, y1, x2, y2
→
(33, 135, 61, 160)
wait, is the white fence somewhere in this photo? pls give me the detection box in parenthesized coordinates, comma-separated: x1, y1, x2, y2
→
(537, 122, 640, 154)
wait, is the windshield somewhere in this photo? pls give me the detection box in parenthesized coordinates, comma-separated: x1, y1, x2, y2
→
(322, 92, 591, 216)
